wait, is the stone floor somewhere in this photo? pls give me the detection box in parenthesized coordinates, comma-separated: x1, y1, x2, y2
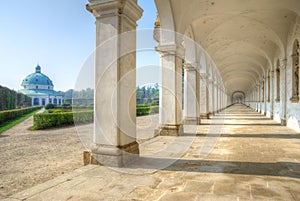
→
(4, 104, 300, 201)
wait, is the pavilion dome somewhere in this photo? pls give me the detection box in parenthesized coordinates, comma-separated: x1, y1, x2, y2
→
(21, 65, 54, 87)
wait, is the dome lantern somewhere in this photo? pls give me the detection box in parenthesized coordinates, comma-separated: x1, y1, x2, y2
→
(36, 65, 41, 73)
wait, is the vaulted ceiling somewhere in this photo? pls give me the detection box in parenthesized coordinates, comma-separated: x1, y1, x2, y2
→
(155, 0, 300, 95)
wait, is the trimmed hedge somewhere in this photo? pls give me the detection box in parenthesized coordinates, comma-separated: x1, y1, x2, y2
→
(0, 107, 41, 124)
(0, 85, 32, 111)
(48, 109, 72, 113)
(33, 110, 93, 130)
(150, 100, 159, 106)
(137, 105, 151, 116)
(136, 104, 159, 116)
(150, 106, 159, 114)
(45, 103, 56, 110)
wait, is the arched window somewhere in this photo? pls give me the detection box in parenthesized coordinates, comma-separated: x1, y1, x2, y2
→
(42, 99, 46, 106)
(290, 39, 299, 102)
(33, 98, 39, 106)
(53, 98, 58, 105)
(275, 60, 280, 102)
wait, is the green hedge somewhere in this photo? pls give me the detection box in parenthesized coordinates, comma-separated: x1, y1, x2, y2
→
(33, 110, 93, 130)
(137, 105, 151, 116)
(150, 106, 159, 114)
(136, 104, 159, 116)
(150, 100, 159, 106)
(0, 85, 32, 111)
(0, 106, 41, 124)
(137, 104, 149, 108)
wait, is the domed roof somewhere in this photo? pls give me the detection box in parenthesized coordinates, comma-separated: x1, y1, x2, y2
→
(21, 65, 54, 87)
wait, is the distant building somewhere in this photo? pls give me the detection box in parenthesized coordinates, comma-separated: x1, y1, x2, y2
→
(19, 65, 62, 106)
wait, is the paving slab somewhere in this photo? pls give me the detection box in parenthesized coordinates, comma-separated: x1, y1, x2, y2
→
(4, 104, 300, 201)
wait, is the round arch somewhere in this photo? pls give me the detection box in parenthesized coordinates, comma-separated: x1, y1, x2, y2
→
(232, 91, 246, 104)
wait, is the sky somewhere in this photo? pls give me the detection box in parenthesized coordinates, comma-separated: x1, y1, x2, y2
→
(0, 0, 160, 92)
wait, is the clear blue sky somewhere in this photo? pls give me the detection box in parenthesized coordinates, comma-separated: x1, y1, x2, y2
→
(0, 0, 159, 92)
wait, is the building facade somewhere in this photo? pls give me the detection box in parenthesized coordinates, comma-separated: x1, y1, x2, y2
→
(19, 65, 62, 106)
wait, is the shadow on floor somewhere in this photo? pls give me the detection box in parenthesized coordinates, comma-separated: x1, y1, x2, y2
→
(200, 123, 280, 126)
(129, 157, 300, 179)
(210, 118, 272, 120)
(183, 133, 300, 139)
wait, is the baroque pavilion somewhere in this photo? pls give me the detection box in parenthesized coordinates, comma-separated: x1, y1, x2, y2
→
(19, 65, 62, 106)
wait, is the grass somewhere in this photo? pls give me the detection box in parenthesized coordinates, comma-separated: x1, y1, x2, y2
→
(0, 109, 40, 134)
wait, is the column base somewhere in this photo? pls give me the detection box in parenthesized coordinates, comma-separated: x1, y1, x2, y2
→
(84, 141, 140, 167)
(158, 124, 183, 136)
(281, 119, 287, 126)
(207, 112, 213, 118)
(184, 117, 201, 125)
(200, 113, 210, 119)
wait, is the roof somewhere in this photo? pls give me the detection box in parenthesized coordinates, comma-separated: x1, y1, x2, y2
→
(21, 65, 54, 87)
(18, 89, 62, 97)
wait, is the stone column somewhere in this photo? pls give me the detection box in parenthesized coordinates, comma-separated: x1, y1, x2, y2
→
(156, 44, 184, 136)
(281, 59, 287, 126)
(220, 87, 223, 109)
(208, 78, 215, 116)
(199, 73, 209, 119)
(264, 76, 267, 115)
(270, 70, 274, 119)
(219, 86, 222, 111)
(257, 83, 261, 112)
(254, 87, 257, 110)
(87, 0, 143, 167)
(214, 81, 218, 113)
(257, 83, 260, 111)
(183, 64, 200, 125)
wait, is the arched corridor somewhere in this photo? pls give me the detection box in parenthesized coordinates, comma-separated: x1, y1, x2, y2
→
(86, 0, 300, 169)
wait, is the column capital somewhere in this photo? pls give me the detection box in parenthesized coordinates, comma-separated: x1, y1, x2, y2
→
(87, 0, 143, 23)
(270, 70, 274, 77)
(280, 58, 287, 69)
(156, 44, 185, 58)
(183, 63, 196, 71)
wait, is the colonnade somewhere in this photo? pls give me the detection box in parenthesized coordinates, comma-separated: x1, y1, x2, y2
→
(86, 0, 230, 167)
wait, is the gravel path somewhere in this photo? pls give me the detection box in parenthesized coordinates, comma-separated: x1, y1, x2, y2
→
(0, 113, 158, 199)
(0, 115, 84, 199)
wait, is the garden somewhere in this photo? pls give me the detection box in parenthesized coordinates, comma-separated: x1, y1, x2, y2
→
(33, 104, 93, 130)
(136, 100, 159, 116)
